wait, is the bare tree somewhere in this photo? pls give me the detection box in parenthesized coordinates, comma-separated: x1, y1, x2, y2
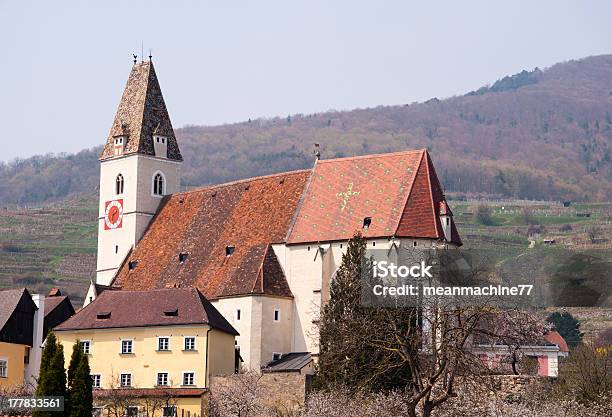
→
(317, 235, 549, 417)
(0, 382, 34, 415)
(586, 226, 602, 244)
(209, 371, 264, 417)
(139, 383, 180, 417)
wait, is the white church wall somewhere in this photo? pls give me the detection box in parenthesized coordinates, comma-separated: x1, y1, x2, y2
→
(260, 296, 293, 366)
(96, 154, 181, 285)
(282, 237, 441, 357)
(211, 295, 292, 370)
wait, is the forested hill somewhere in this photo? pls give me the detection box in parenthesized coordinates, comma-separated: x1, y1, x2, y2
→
(1, 54, 611, 206)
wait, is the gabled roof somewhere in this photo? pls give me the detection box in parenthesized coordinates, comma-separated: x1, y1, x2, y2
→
(44, 296, 68, 317)
(99, 61, 182, 161)
(110, 149, 461, 298)
(545, 331, 570, 353)
(113, 171, 311, 299)
(55, 287, 237, 335)
(287, 149, 461, 245)
(0, 288, 30, 332)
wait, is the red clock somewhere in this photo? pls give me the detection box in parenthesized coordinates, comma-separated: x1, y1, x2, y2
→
(104, 199, 123, 230)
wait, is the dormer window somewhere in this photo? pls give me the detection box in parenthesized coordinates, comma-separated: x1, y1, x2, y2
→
(226, 245, 235, 256)
(179, 252, 188, 263)
(115, 174, 124, 195)
(113, 136, 125, 156)
(97, 312, 111, 320)
(153, 135, 168, 158)
(363, 217, 372, 229)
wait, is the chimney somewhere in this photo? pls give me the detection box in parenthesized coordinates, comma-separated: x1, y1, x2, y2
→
(48, 288, 61, 297)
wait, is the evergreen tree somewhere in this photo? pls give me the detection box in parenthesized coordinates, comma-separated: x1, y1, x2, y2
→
(317, 233, 412, 391)
(66, 341, 84, 416)
(68, 355, 93, 417)
(547, 311, 584, 348)
(67, 341, 83, 388)
(36, 331, 58, 389)
(34, 332, 66, 417)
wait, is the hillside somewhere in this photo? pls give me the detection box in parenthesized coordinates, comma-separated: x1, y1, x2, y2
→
(1, 54, 611, 206)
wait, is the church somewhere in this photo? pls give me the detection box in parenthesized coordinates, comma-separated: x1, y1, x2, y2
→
(86, 59, 462, 370)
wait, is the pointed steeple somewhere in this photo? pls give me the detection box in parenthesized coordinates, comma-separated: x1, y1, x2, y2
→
(99, 61, 183, 161)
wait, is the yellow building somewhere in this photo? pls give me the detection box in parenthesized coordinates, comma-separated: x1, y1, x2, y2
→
(55, 287, 238, 417)
(0, 288, 38, 389)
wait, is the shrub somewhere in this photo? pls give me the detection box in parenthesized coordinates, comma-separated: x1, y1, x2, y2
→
(474, 204, 494, 225)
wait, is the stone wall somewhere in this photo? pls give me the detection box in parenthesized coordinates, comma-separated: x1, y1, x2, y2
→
(210, 372, 309, 415)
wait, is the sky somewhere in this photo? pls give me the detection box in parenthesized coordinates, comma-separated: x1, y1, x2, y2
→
(0, 0, 611, 162)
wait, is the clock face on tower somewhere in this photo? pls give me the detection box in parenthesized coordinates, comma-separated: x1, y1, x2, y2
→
(104, 199, 124, 230)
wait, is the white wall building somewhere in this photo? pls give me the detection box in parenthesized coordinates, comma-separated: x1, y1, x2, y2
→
(88, 60, 462, 371)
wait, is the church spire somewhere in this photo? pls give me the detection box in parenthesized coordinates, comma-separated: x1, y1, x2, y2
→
(99, 60, 182, 161)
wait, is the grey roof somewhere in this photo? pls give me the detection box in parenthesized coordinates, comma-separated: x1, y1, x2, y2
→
(263, 352, 312, 372)
(0, 288, 28, 332)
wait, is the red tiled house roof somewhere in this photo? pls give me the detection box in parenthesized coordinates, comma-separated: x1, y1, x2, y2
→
(99, 61, 182, 161)
(545, 331, 570, 353)
(55, 287, 237, 335)
(287, 149, 462, 245)
(113, 171, 311, 299)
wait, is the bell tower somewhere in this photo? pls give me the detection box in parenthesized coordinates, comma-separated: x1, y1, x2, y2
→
(95, 59, 183, 286)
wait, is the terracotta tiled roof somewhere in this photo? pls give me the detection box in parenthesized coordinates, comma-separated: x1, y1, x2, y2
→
(111, 150, 460, 297)
(55, 287, 237, 335)
(113, 171, 311, 299)
(287, 149, 461, 245)
(545, 331, 570, 353)
(94, 283, 120, 295)
(99, 61, 182, 161)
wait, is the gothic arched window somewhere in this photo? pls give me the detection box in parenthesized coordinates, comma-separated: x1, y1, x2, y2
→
(116, 174, 124, 195)
(153, 173, 164, 196)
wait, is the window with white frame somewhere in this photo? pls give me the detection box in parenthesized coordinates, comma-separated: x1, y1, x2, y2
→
(125, 406, 138, 416)
(153, 173, 165, 196)
(183, 372, 195, 386)
(158, 337, 170, 351)
(121, 339, 133, 354)
(0, 359, 7, 378)
(184, 337, 196, 351)
(272, 352, 282, 361)
(274, 308, 280, 322)
(163, 406, 177, 417)
(91, 374, 101, 388)
(82, 340, 91, 355)
(120, 373, 132, 387)
(157, 372, 169, 386)
(115, 174, 124, 195)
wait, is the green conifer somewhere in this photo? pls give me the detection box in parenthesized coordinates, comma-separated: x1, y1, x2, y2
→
(68, 355, 93, 417)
